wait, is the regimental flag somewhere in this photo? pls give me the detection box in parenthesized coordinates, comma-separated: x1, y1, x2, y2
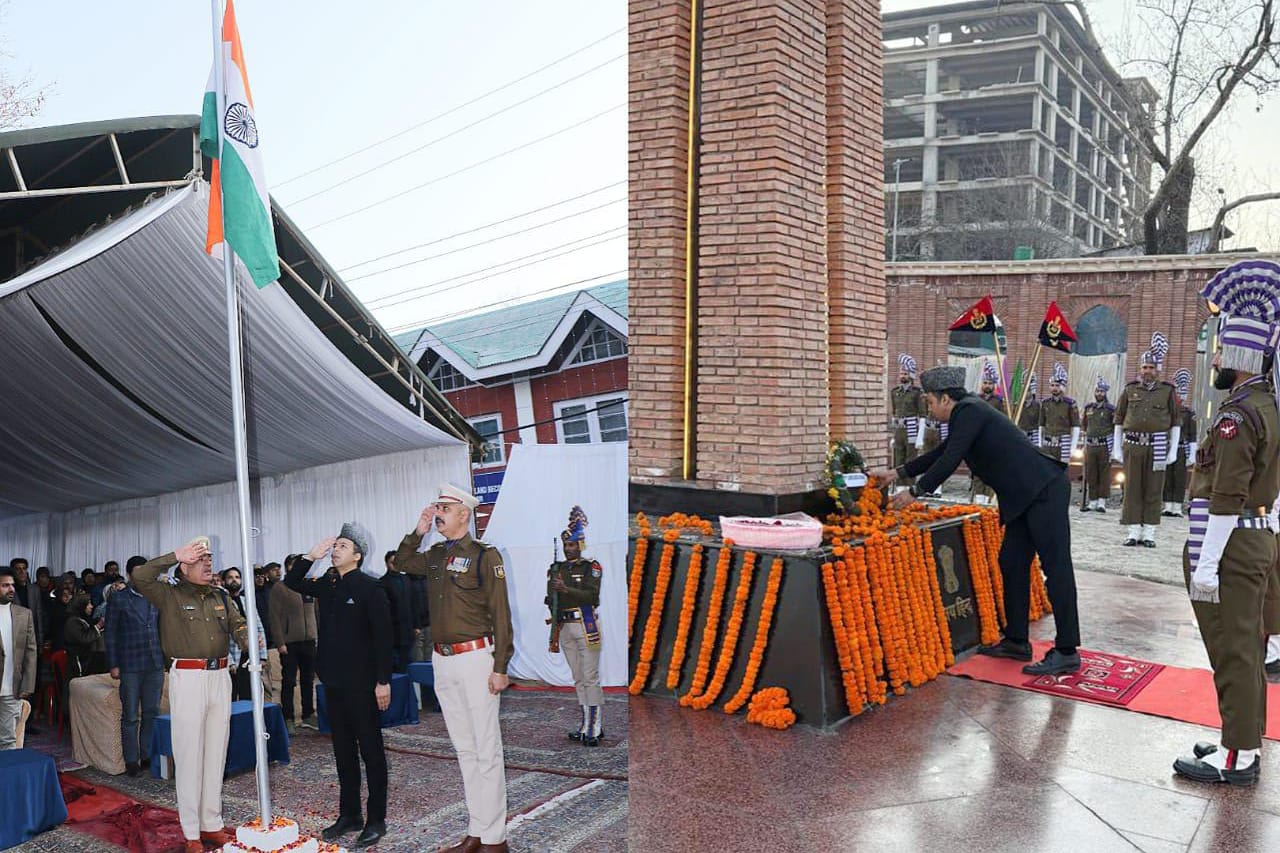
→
(200, 0, 279, 288)
(948, 295, 995, 332)
(1038, 301, 1077, 353)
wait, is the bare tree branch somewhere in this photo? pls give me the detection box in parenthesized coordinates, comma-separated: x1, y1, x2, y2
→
(1207, 190, 1280, 251)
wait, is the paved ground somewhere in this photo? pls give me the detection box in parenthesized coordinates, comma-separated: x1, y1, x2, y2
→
(18, 688, 627, 852)
(630, 571, 1280, 853)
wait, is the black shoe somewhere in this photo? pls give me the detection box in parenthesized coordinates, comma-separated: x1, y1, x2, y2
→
(1080, 506, 1092, 513)
(354, 821, 387, 848)
(583, 734, 601, 746)
(1123, 538, 1138, 546)
(1022, 649, 1081, 675)
(568, 730, 583, 741)
(1142, 540, 1157, 548)
(125, 761, 141, 777)
(1173, 753, 1259, 786)
(1268, 659, 1280, 675)
(322, 815, 363, 840)
(976, 639, 1033, 662)
(1097, 507, 1107, 514)
(139, 757, 150, 769)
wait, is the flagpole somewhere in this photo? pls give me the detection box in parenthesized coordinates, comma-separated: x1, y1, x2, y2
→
(211, 0, 272, 825)
(1014, 346, 1042, 426)
(991, 313, 1012, 419)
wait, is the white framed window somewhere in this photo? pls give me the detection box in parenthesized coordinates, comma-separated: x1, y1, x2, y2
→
(554, 394, 628, 444)
(566, 319, 627, 366)
(429, 357, 474, 392)
(469, 414, 504, 465)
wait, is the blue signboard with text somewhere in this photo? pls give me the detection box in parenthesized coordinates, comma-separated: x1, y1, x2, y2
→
(472, 469, 505, 504)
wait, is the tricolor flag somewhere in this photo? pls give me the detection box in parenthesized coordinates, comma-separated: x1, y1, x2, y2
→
(1038, 301, 1077, 353)
(201, 0, 279, 288)
(947, 295, 995, 332)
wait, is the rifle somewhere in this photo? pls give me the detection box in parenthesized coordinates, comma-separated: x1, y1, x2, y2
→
(546, 537, 562, 653)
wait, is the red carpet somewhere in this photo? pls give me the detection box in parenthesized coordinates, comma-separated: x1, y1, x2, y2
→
(948, 640, 1280, 740)
(59, 774, 189, 853)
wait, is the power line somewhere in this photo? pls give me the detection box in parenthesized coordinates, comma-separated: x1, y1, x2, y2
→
(305, 103, 625, 230)
(337, 180, 625, 272)
(284, 53, 624, 207)
(366, 227, 625, 310)
(271, 26, 625, 189)
(345, 196, 624, 282)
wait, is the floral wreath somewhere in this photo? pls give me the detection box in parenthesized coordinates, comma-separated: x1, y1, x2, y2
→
(823, 439, 865, 513)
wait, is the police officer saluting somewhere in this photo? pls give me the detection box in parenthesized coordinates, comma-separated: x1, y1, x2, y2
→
(286, 523, 392, 849)
(132, 537, 245, 853)
(1114, 339, 1179, 547)
(1174, 261, 1280, 786)
(547, 506, 604, 745)
(396, 484, 514, 853)
(1081, 377, 1117, 512)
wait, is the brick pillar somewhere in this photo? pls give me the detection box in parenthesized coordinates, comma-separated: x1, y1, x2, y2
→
(827, 0, 887, 469)
(628, 0, 692, 481)
(629, 0, 886, 514)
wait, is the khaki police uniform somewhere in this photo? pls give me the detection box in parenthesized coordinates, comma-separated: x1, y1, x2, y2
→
(395, 531, 513, 847)
(1083, 399, 1116, 504)
(1184, 378, 1280, 751)
(890, 384, 926, 486)
(1164, 405, 1197, 509)
(1017, 396, 1041, 445)
(548, 557, 603, 739)
(971, 392, 1007, 501)
(133, 553, 246, 842)
(1117, 380, 1177, 528)
(1039, 394, 1079, 462)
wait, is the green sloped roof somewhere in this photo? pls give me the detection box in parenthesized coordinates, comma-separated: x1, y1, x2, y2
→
(401, 279, 626, 369)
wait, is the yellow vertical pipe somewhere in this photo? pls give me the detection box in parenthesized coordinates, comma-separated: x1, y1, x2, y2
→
(681, 0, 701, 481)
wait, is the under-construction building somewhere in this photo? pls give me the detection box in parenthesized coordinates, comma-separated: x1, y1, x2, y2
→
(883, 0, 1155, 261)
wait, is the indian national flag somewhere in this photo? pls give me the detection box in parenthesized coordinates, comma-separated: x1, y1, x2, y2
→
(200, 0, 279, 288)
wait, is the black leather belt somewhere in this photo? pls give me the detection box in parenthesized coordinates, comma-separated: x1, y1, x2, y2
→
(558, 608, 583, 623)
(1085, 437, 1110, 446)
(1124, 431, 1153, 445)
(1239, 507, 1270, 520)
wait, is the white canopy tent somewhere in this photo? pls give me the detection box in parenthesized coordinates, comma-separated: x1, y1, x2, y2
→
(488, 442, 628, 687)
(0, 184, 471, 568)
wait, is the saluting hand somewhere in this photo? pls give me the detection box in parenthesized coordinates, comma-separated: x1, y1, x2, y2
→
(375, 682, 391, 711)
(307, 537, 337, 561)
(488, 672, 510, 695)
(415, 505, 438, 536)
(174, 541, 206, 564)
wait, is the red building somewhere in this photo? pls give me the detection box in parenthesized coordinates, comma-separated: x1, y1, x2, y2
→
(395, 281, 628, 533)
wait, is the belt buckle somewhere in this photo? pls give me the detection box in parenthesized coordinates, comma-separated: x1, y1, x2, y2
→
(205, 658, 217, 671)
(440, 644, 454, 657)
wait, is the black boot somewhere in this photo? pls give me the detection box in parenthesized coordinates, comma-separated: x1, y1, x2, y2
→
(322, 815, 363, 840)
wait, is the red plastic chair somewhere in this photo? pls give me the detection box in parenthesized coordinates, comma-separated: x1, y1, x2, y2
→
(34, 648, 62, 726)
(39, 649, 68, 738)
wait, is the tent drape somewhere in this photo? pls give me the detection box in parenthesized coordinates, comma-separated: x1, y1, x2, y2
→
(484, 443, 627, 687)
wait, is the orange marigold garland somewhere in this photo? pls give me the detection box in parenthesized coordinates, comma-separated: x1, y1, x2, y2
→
(688, 550, 758, 710)
(963, 516, 1002, 645)
(724, 556, 785, 713)
(666, 543, 706, 689)
(628, 529, 679, 695)
(681, 543, 734, 706)
(821, 558, 861, 714)
(627, 520, 652, 640)
(746, 686, 797, 730)
(920, 527, 954, 669)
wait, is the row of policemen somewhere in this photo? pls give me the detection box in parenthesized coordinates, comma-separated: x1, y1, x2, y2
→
(1173, 260, 1280, 786)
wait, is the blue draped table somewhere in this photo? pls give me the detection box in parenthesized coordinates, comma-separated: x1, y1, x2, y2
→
(316, 672, 417, 733)
(150, 700, 290, 779)
(0, 749, 67, 849)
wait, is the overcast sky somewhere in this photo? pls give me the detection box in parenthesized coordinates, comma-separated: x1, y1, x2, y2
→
(5, 1, 1275, 334)
(4, 0, 625, 333)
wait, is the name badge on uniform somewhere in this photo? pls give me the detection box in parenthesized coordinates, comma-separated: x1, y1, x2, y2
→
(446, 556, 471, 574)
(182, 604, 196, 611)
(213, 604, 225, 611)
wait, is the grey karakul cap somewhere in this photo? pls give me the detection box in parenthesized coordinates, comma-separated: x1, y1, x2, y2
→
(920, 365, 966, 393)
(338, 522, 370, 560)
